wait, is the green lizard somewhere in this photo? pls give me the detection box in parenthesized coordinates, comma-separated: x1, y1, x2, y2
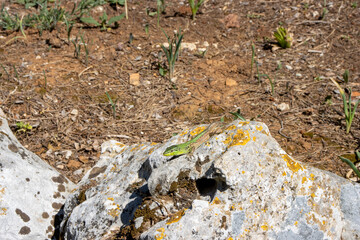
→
(163, 122, 223, 156)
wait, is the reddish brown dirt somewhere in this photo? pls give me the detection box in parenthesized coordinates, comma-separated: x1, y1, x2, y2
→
(1, 0, 359, 183)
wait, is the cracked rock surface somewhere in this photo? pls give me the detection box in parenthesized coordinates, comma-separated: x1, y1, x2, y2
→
(58, 120, 360, 239)
(0, 109, 75, 239)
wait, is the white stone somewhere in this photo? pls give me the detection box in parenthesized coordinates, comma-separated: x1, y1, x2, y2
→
(285, 65, 293, 70)
(0, 109, 75, 239)
(59, 121, 360, 240)
(277, 102, 290, 111)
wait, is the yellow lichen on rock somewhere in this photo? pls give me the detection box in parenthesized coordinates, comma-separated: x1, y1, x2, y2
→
(228, 129, 251, 147)
(226, 125, 236, 131)
(155, 228, 166, 240)
(166, 209, 187, 225)
(282, 154, 305, 173)
(190, 126, 206, 136)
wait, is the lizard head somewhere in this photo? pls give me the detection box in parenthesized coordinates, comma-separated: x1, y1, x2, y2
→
(163, 144, 191, 156)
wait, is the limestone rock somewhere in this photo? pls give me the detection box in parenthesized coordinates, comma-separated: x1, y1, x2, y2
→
(0, 109, 75, 239)
(59, 121, 360, 239)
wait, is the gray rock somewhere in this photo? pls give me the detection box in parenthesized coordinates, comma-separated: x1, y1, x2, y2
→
(0, 109, 75, 239)
(60, 121, 360, 239)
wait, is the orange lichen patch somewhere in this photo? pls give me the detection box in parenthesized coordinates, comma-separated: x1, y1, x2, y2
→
(282, 154, 305, 173)
(130, 145, 141, 152)
(155, 228, 166, 240)
(212, 197, 222, 205)
(0, 208, 7, 216)
(179, 129, 189, 136)
(242, 171, 245, 174)
(309, 173, 315, 181)
(226, 125, 236, 131)
(261, 222, 268, 231)
(148, 147, 155, 155)
(151, 142, 158, 145)
(294, 221, 298, 226)
(227, 238, 234, 240)
(253, 136, 256, 141)
(226, 129, 251, 147)
(255, 125, 263, 131)
(110, 164, 117, 172)
(311, 193, 315, 198)
(282, 171, 287, 176)
(238, 121, 249, 126)
(302, 177, 307, 184)
(0, 186, 5, 194)
(115, 142, 126, 147)
(190, 126, 206, 136)
(166, 209, 186, 225)
(107, 208, 120, 217)
(107, 197, 114, 201)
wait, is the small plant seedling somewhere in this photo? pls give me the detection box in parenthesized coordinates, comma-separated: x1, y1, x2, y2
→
(80, 34, 89, 66)
(72, 35, 82, 59)
(330, 78, 360, 134)
(63, 15, 74, 43)
(343, 69, 349, 83)
(34, 1, 67, 35)
(80, 11, 125, 31)
(71, 31, 89, 65)
(0, 64, 10, 80)
(229, 109, 246, 121)
(16, 121, 32, 133)
(188, 0, 204, 20)
(156, 0, 165, 26)
(262, 74, 275, 95)
(160, 28, 183, 81)
(320, 0, 328, 20)
(107, 0, 125, 6)
(314, 76, 322, 81)
(320, 7, 328, 20)
(250, 43, 255, 78)
(105, 91, 118, 119)
(339, 151, 360, 178)
(273, 27, 292, 49)
(351, 2, 358, 8)
(144, 23, 149, 36)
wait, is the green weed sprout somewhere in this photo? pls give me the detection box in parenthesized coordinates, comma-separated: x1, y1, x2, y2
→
(157, 0, 165, 27)
(105, 91, 118, 119)
(0, 64, 10, 80)
(161, 28, 183, 80)
(330, 78, 359, 134)
(80, 11, 125, 31)
(339, 151, 360, 179)
(16, 121, 32, 133)
(63, 15, 74, 43)
(188, 0, 204, 20)
(273, 27, 292, 49)
(35, 1, 66, 35)
(72, 35, 82, 59)
(230, 109, 246, 121)
(189, 0, 204, 20)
